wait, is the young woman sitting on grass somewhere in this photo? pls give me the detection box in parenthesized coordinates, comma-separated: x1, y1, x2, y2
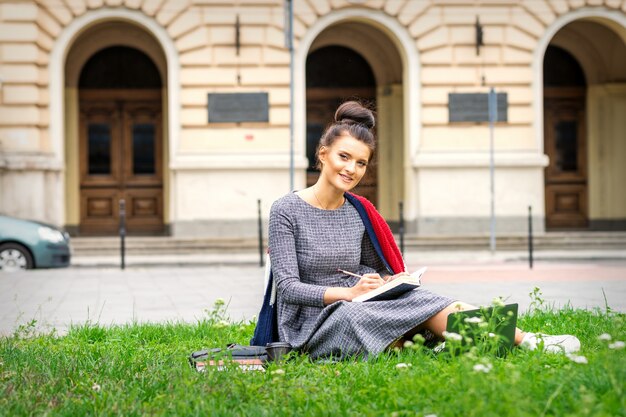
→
(267, 101, 580, 359)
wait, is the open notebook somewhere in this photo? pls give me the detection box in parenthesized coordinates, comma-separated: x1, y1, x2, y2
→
(352, 267, 426, 302)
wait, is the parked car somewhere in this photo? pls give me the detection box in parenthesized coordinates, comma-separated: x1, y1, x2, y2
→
(0, 215, 71, 272)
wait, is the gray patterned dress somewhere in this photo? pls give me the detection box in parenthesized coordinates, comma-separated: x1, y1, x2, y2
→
(269, 193, 454, 359)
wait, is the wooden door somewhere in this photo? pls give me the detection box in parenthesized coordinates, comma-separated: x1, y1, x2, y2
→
(544, 88, 588, 229)
(79, 90, 163, 235)
(306, 87, 378, 204)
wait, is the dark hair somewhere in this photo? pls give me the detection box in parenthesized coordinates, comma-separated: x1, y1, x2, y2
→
(315, 101, 376, 170)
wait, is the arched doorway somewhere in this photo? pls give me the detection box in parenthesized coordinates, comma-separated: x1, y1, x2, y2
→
(306, 45, 377, 202)
(543, 45, 587, 229)
(305, 20, 404, 217)
(543, 19, 626, 230)
(78, 46, 164, 235)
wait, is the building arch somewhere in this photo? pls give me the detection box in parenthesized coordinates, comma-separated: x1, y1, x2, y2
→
(532, 8, 626, 151)
(534, 8, 626, 230)
(49, 8, 180, 230)
(65, 22, 167, 89)
(308, 22, 403, 87)
(295, 8, 419, 221)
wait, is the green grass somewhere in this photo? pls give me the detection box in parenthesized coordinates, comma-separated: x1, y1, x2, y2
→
(1, 297, 625, 417)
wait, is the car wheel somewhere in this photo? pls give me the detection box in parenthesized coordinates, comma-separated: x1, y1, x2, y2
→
(0, 243, 34, 272)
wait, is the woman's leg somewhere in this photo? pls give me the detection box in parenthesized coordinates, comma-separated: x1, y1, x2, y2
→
(422, 301, 526, 345)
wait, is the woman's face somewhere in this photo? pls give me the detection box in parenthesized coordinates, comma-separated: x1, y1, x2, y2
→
(318, 135, 371, 192)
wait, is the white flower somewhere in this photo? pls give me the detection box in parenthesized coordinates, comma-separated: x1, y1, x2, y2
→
(566, 354, 588, 364)
(92, 383, 101, 392)
(442, 331, 463, 342)
(424, 414, 438, 417)
(464, 316, 483, 324)
(271, 369, 285, 375)
(473, 363, 493, 373)
(396, 363, 412, 369)
(488, 332, 496, 338)
(608, 341, 625, 350)
(598, 333, 612, 341)
(491, 297, 505, 307)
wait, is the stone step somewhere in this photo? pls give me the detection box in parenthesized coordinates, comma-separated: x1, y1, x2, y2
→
(70, 232, 626, 256)
(71, 238, 259, 255)
(403, 232, 626, 250)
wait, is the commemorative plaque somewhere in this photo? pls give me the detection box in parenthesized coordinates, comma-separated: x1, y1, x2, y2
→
(208, 93, 269, 123)
(448, 93, 508, 123)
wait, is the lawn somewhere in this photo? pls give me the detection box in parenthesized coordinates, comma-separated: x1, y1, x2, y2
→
(1, 294, 624, 417)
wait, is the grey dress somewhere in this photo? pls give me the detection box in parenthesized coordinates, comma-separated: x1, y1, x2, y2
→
(269, 193, 454, 359)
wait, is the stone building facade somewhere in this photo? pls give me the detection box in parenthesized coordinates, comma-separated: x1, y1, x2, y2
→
(0, 0, 625, 237)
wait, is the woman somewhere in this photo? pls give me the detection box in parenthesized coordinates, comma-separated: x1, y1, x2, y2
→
(268, 101, 579, 359)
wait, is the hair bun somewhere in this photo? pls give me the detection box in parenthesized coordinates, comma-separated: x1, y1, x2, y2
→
(334, 101, 375, 130)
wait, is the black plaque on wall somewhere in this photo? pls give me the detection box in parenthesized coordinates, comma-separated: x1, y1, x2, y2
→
(208, 93, 269, 123)
(448, 93, 508, 123)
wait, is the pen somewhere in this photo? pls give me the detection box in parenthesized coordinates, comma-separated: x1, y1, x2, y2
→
(337, 269, 365, 279)
(338, 269, 391, 283)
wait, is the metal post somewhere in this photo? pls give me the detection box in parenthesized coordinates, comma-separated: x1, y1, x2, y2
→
(488, 87, 496, 253)
(398, 201, 405, 256)
(528, 205, 534, 269)
(285, 0, 295, 191)
(119, 199, 126, 270)
(258, 199, 264, 267)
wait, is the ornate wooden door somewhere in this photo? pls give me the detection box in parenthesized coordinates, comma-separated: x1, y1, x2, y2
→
(544, 88, 588, 229)
(79, 90, 163, 235)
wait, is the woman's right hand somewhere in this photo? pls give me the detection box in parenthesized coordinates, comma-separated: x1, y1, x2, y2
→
(349, 273, 385, 300)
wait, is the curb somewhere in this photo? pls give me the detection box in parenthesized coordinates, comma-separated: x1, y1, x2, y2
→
(68, 251, 626, 269)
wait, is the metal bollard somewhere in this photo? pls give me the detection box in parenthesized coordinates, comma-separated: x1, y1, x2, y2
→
(258, 199, 264, 267)
(528, 205, 533, 269)
(119, 199, 126, 270)
(399, 201, 405, 256)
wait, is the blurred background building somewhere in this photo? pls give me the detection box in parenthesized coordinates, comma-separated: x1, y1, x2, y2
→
(0, 0, 624, 238)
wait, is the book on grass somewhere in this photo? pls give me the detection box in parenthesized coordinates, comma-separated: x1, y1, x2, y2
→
(352, 267, 426, 302)
(188, 346, 268, 372)
(193, 359, 266, 372)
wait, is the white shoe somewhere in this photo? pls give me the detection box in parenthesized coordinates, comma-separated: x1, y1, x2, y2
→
(521, 332, 581, 354)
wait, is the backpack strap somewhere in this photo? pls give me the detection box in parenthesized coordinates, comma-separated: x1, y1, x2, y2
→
(344, 193, 393, 273)
(250, 256, 278, 346)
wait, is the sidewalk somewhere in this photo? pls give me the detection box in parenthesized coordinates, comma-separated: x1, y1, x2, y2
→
(1, 254, 625, 336)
